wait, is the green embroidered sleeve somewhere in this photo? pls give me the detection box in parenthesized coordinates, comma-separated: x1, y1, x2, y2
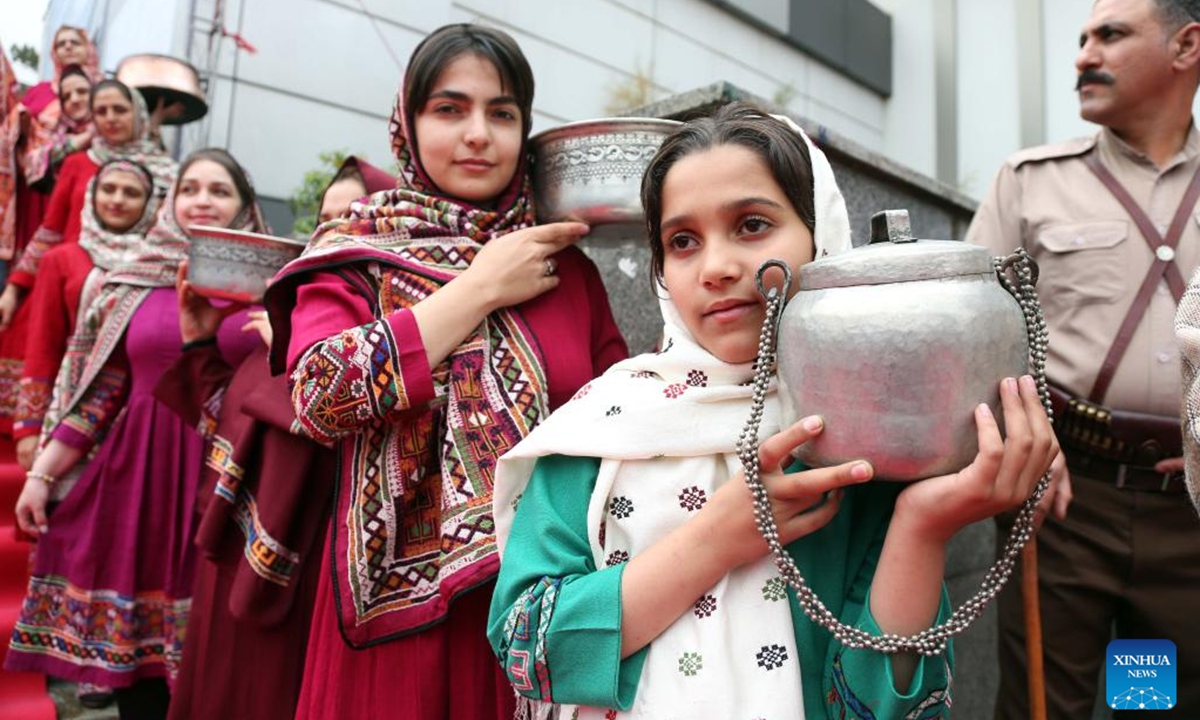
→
(787, 481, 953, 719)
(488, 454, 648, 710)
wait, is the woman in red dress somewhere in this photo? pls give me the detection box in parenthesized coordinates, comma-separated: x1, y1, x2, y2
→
(265, 24, 628, 720)
(6, 149, 268, 720)
(13, 158, 163, 470)
(0, 79, 177, 441)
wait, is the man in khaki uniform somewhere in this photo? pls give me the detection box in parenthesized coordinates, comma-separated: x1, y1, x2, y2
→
(968, 0, 1200, 716)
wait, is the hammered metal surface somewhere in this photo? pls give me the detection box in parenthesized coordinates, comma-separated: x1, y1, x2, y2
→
(777, 260, 1030, 480)
(531, 118, 681, 232)
(187, 230, 304, 303)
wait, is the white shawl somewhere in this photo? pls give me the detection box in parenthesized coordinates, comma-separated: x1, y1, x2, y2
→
(494, 115, 853, 719)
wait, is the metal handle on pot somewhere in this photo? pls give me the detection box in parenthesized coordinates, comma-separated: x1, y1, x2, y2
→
(754, 259, 793, 305)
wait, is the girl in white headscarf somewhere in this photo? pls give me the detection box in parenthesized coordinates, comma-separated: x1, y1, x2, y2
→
(488, 103, 1057, 720)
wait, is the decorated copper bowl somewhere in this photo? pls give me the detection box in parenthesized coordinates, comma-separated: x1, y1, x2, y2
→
(530, 117, 682, 242)
(116, 54, 207, 125)
(187, 226, 306, 303)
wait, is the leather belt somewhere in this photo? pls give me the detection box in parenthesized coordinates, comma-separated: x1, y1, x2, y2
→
(1048, 386, 1181, 464)
(1064, 448, 1186, 493)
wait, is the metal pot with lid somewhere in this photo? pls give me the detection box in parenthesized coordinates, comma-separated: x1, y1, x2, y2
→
(776, 209, 1033, 480)
(733, 208, 1052, 655)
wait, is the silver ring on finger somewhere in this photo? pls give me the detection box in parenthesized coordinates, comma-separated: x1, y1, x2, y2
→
(543, 258, 557, 277)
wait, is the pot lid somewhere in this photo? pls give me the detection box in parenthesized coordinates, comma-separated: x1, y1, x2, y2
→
(799, 209, 994, 290)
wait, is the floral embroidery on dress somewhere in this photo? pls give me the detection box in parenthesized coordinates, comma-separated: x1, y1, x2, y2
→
(755, 644, 788, 671)
(686, 369, 708, 387)
(606, 550, 630, 567)
(663, 382, 687, 399)
(761, 576, 788, 602)
(572, 383, 593, 401)
(9, 574, 190, 680)
(693, 594, 717, 618)
(605, 405, 622, 417)
(678, 651, 703, 677)
(609, 496, 634, 518)
(678, 485, 707, 511)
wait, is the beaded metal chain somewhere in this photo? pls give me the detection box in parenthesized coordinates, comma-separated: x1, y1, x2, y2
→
(737, 250, 1052, 655)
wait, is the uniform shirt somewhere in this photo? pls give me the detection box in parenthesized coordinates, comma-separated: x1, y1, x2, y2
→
(968, 125, 1200, 417)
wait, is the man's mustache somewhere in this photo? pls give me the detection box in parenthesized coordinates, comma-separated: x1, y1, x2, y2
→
(1076, 70, 1114, 90)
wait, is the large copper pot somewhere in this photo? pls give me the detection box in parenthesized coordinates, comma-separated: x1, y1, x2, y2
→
(116, 54, 207, 125)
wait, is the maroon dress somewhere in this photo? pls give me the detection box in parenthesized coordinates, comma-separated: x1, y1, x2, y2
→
(155, 342, 335, 720)
(286, 246, 628, 719)
(4, 289, 257, 687)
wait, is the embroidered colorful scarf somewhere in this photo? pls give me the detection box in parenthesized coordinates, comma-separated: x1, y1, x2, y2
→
(22, 67, 93, 188)
(12, 83, 178, 277)
(86, 84, 178, 196)
(265, 85, 544, 645)
(492, 115, 852, 719)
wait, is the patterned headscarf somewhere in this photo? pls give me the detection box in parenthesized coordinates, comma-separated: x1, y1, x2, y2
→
(44, 159, 269, 447)
(314, 155, 395, 223)
(386, 83, 532, 214)
(48, 26, 102, 93)
(22, 65, 93, 186)
(87, 82, 177, 198)
(265, 73, 543, 644)
(77, 159, 161, 271)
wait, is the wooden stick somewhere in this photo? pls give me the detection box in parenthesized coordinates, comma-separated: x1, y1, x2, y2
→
(1023, 539, 1048, 720)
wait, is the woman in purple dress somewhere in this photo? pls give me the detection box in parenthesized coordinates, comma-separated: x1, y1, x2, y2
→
(6, 148, 268, 720)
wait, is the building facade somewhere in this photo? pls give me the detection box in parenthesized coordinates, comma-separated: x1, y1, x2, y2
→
(41, 0, 1108, 230)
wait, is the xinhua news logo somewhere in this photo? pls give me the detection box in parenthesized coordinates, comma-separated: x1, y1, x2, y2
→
(1106, 639, 1177, 711)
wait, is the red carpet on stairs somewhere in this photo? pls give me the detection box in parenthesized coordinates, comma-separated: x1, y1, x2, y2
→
(0, 439, 57, 720)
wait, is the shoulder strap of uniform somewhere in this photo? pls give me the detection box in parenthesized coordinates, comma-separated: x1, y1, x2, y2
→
(1009, 135, 1097, 170)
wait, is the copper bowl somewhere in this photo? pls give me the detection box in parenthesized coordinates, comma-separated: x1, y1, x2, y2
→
(187, 226, 306, 303)
(530, 117, 682, 242)
(116, 54, 207, 125)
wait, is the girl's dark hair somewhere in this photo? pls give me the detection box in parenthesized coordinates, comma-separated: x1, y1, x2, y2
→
(177, 148, 256, 211)
(641, 102, 817, 284)
(89, 78, 134, 109)
(403, 23, 535, 141)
